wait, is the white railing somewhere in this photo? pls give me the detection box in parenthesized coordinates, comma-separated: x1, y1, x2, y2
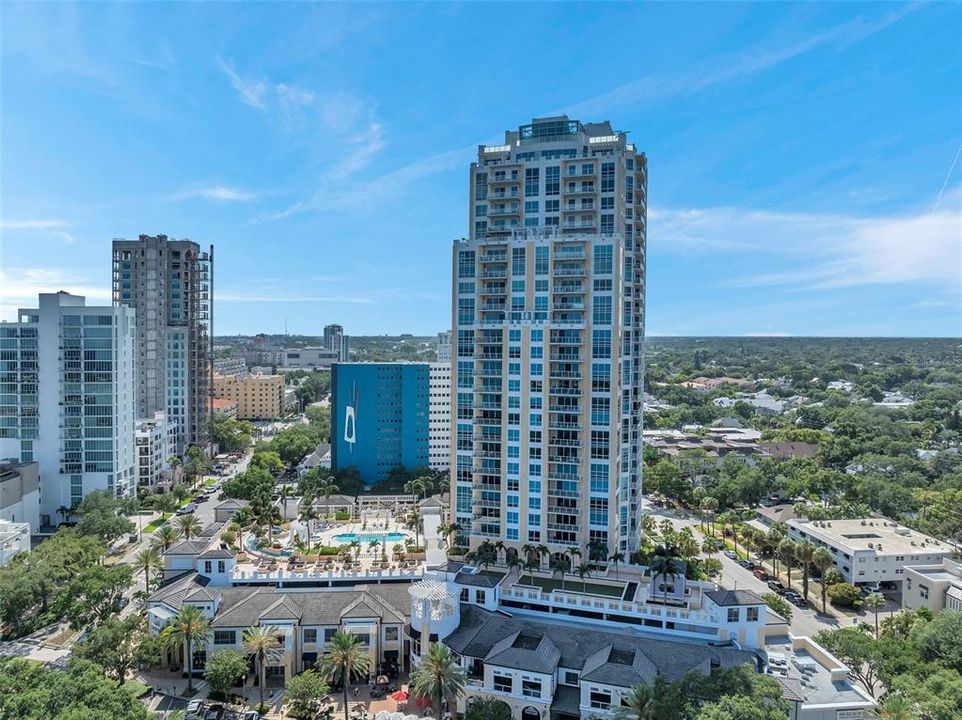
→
(233, 565, 424, 582)
(500, 586, 720, 626)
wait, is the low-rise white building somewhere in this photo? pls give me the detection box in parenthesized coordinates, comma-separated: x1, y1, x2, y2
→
(0, 460, 41, 533)
(787, 518, 956, 588)
(135, 411, 176, 489)
(0, 519, 30, 566)
(902, 558, 962, 613)
(282, 347, 338, 370)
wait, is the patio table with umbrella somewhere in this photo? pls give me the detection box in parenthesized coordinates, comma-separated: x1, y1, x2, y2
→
(391, 689, 410, 703)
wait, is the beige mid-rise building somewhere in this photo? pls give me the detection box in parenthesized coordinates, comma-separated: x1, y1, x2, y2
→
(213, 373, 284, 420)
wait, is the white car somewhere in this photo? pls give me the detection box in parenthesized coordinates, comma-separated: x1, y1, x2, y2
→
(723, 550, 738, 560)
(185, 699, 204, 720)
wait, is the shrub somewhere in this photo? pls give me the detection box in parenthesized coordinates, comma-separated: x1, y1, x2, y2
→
(827, 582, 861, 607)
(334, 512, 351, 521)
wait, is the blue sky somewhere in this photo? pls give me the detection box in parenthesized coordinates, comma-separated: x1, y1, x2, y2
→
(1, 2, 959, 337)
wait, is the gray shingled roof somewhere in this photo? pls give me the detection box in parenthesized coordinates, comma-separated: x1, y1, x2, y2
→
(454, 570, 504, 588)
(484, 631, 561, 674)
(215, 499, 249, 510)
(445, 605, 755, 686)
(166, 539, 211, 555)
(705, 589, 765, 606)
(198, 547, 234, 559)
(148, 572, 215, 610)
(208, 584, 410, 628)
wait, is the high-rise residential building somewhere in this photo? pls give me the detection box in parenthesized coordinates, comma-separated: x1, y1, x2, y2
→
(436, 330, 452, 362)
(0, 293, 136, 524)
(331, 363, 432, 485)
(0, 460, 40, 533)
(213, 373, 285, 420)
(112, 234, 212, 453)
(428, 362, 451, 472)
(451, 116, 647, 556)
(323, 323, 350, 362)
(135, 411, 176, 489)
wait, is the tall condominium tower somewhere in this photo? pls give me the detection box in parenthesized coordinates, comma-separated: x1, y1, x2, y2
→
(0, 293, 136, 524)
(112, 235, 212, 452)
(323, 323, 350, 362)
(450, 116, 647, 556)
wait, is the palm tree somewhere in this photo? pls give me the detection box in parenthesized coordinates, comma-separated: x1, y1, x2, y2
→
(795, 541, 816, 601)
(865, 592, 886, 638)
(521, 543, 537, 567)
(135, 546, 162, 594)
(609, 551, 625, 580)
(57, 505, 71, 524)
(160, 605, 212, 694)
(522, 556, 540, 586)
(613, 684, 656, 720)
(153, 524, 181, 552)
(319, 479, 339, 518)
(244, 625, 284, 710)
(778, 538, 796, 590)
(871, 693, 917, 720)
(699, 497, 718, 534)
(411, 643, 465, 720)
(565, 546, 581, 578)
(349, 540, 361, 561)
(317, 631, 371, 720)
(574, 562, 593, 594)
(405, 509, 422, 547)
(641, 514, 658, 540)
(176, 513, 202, 540)
(300, 505, 319, 550)
(587, 540, 609, 566)
(550, 556, 569, 592)
(649, 545, 683, 608)
(812, 546, 833, 613)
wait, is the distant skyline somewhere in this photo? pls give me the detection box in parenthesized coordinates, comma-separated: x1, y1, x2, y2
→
(1, 2, 960, 337)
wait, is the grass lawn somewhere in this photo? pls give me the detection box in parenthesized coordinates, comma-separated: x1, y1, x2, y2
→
(123, 680, 150, 699)
(143, 515, 170, 534)
(524, 575, 625, 599)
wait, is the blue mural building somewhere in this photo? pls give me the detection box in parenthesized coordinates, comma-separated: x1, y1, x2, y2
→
(331, 363, 430, 486)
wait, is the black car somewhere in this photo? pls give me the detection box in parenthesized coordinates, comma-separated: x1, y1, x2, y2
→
(767, 580, 787, 594)
(738, 559, 755, 570)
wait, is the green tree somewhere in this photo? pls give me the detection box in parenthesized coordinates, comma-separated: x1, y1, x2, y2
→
(911, 610, 962, 672)
(411, 643, 466, 720)
(317, 630, 371, 720)
(871, 694, 918, 720)
(695, 694, 786, 720)
(64, 562, 133, 630)
(613, 684, 656, 720)
(74, 490, 135, 543)
(762, 593, 793, 622)
(795, 540, 816, 601)
(160, 605, 212, 694)
(175, 513, 202, 540)
(134, 546, 162, 595)
(74, 615, 161, 684)
(0, 657, 152, 720)
(650, 545, 683, 607)
(153, 524, 181, 552)
(243, 625, 284, 710)
(464, 698, 512, 720)
(827, 582, 862, 608)
(204, 649, 248, 699)
(777, 538, 796, 590)
(284, 668, 330, 719)
(814, 628, 882, 697)
(812, 546, 833, 613)
(865, 592, 886, 638)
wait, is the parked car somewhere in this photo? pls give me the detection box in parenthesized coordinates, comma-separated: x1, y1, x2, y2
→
(185, 699, 204, 720)
(192, 495, 208, 503)
(790, 595, 808, 608)
(767, 580, 787, 594)
(203, 704, 225, 720)
(738, 559, 755, 570)
(240, 713, 260, 720)
(753, 568, 769, 581)
(723, 550, 738, 560)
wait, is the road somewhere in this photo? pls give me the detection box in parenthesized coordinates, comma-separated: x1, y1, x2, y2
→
(643, 500, 847, 638)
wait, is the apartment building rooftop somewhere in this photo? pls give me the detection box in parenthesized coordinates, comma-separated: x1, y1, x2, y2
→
(787, 518, 951, 555)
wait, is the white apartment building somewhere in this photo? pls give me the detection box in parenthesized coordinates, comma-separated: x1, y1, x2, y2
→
(428, 361, 451, 471)
(323, 323, 350, 362)
(281, 347, 338, 370)
(902, 558, 962, 613)
(787, 518, 956, 588)
(436, 330, 452, 362)
(0, 519, 30, 566)
(0, 460, 41, 533)
(135, 411, 176, 489)
(112, 235, 212, 452)
(451, 116, 647, 555)
(0, 293, 136, 525)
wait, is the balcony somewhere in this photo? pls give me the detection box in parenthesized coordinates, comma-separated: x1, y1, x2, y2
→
(547, 454, 581, 464)
(479, 252, 507, 263)
(563, 222, 597, 231)
(480, 269, 507, 279)
(554, 249, 586, 260)
(563, 185, 596, 196)
(548, 437, 583, 448)
(552, 266, 586, 277)
(553, 283, 584, 294)
(552, 301, 585, 311)
(548, 386, 580, 396)
(549, 368, 583, 379)
(562, 206, 597, 214)
(547, 420, 580, 430)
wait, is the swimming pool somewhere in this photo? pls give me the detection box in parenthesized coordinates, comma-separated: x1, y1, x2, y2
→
(333, 532, 408, 544)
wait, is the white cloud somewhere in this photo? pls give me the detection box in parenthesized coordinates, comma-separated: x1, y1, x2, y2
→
(561, 4, 921, 119)
(0, 267, 111, 320)
(216, 57, 267, 109)
(651, 192, 962, 292)
(170, 185, 258, 202)
(0, 219, 68, 230)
